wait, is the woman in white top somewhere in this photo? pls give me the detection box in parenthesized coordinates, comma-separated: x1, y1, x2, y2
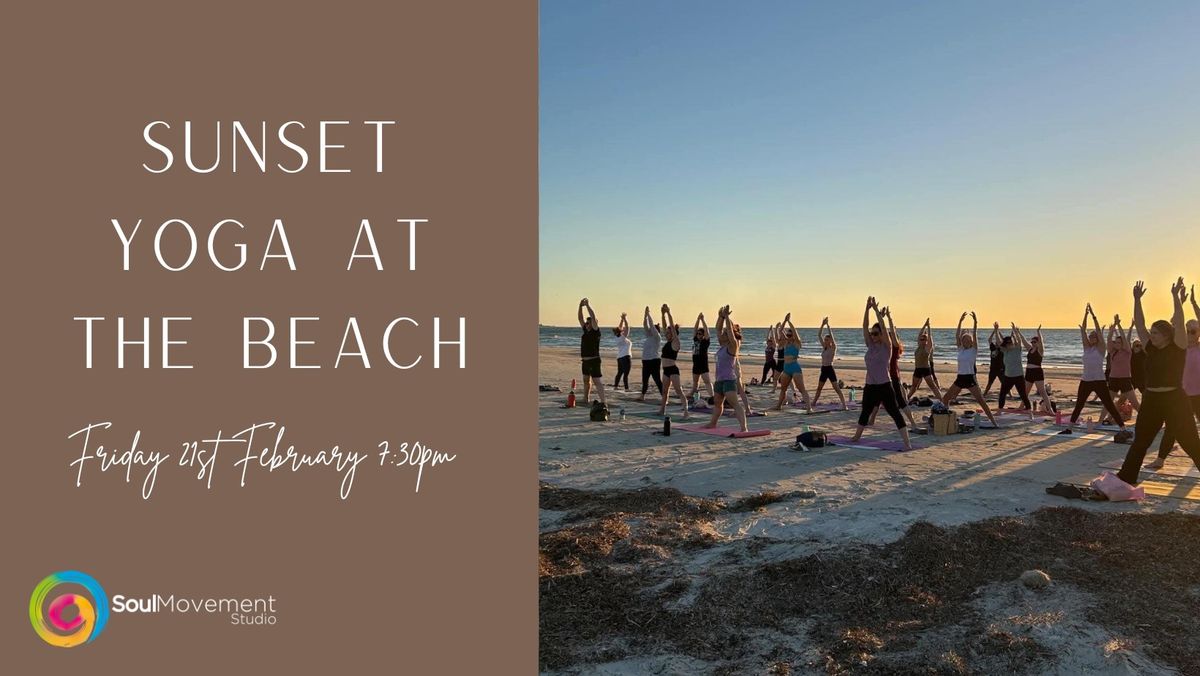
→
(940, 311, 999, 427)
(1068, 304, 1127, 429)
(611, 313, 632, 391)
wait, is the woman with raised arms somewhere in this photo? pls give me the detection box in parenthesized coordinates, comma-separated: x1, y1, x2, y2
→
(1067, 304, 1127, 430)
(635, 306, 663, 402)
(1102, 315, 1140, 423)
(761, 324, 778, 387)
(872, 307, 916, 427)
(656, 304, 689, 418)
(940, 311, 1000, 428)
(1147, 284, 1200, 471)
(810, 317, 848, 410)
(687, 313, 715, 403)
(771, 314, 814, 413)
(611, 313, 632, 391)
(1019, 325, 1053, 413)
(997, 324, 1032, 411)
(909, 318, 942, 400)
(850, 297, 913, 450)
(703, 305, 749, 432)
(1116, 279, 1200, 483)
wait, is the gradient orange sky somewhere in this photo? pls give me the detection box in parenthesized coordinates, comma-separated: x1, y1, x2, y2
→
(539, 3, 1199, 328)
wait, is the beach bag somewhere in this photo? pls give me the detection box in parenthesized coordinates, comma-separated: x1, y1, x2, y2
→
(1113, 429, 1133, 444)
(1089, 471, 1144, 502)
(796, 431, 827, 448)
(930, 412, 957, 436)
(589, 400, 609, 422)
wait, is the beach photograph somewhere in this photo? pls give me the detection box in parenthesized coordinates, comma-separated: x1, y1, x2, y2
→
(538, 3, 1200, 674)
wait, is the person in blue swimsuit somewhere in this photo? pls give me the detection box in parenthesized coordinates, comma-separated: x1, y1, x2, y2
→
(771, 313, 814, 413)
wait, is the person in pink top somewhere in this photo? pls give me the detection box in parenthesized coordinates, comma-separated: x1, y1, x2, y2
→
(1149, 285, 1200, 469)
(849, 297, 912, 450)
(1103, 314, 1140, 423)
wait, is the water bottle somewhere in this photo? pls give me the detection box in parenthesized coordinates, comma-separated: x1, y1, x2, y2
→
(849, 388, 856, 403)
(619, 406, 626, 422)
(1055, 410, 1063, 426)
(663, 416, 671, 436)
(1086, 417, 1095, 433)
(801, 424, 810, 434)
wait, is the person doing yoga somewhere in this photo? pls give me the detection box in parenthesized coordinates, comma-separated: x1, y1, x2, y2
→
(577, 298, 607, 405)
(810, 317, 848, 410)
(997, 324, 1032, 410)
(612, 313, 632, 391)
(1146, 284, 1200, 470)
(850, 297, 913, 450)
(1102, 315, 1141, 423)
(1068, 304, 1127, 429)
(761, 325, 778, 386)
(703, 305, 749, 432)
(688, 313, 715, 402)
(940, 311, 1000, 428)
(983, 324, 1006, 396)
(772, 313, 814, 413)
(1116, 279, 1200, 484)
(909, 318, 942, 400)
(869, 307, 916, 427)
(1021, 325, 1053, 413)
(636, 306, 663, 401)
(657, 304, 689, 418)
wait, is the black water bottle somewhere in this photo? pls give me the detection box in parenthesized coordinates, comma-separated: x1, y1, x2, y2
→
(663, 416, 671, 436)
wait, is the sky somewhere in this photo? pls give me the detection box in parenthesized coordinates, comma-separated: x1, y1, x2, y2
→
(539, 1, 1199, 327)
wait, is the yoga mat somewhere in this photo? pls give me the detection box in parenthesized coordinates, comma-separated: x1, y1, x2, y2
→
(999, 408, 1057, 417)
(1139, 480, 1200, 502)
(691, 405, 767, 417)
(959, 417, 999, 429)
(1055, 422, 1125, 433)
(1098, 460, 1200, 479)
(676, 425, 771, 438)
(826, 435, 918, 452)
(1029, 427, 1107, 441)
(811, 401, 861, 411)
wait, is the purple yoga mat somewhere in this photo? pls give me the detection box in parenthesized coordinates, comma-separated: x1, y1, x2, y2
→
(676, 425, 772, 438)
(826, 435, 917, 452)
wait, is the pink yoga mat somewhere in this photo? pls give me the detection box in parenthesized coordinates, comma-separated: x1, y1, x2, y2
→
(826, 435, 918, 452)
(676, 425, 771, 438)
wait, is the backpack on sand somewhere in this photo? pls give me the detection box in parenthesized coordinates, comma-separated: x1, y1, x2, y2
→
(794, 431, 827, 449)
(589, 400, 610, 422)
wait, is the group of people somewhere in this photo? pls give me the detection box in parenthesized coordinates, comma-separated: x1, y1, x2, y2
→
(575, 278, 1200, 485)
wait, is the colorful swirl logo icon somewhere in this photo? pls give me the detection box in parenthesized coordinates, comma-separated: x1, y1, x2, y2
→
(29, 571, 109, 647)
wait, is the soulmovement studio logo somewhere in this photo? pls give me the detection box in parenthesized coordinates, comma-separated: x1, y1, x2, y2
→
(29, 571, 110, 648)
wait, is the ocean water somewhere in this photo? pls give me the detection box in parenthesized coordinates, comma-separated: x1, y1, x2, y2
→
(541, 326, 1093, 368)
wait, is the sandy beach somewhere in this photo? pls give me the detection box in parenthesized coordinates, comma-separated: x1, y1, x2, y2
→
(538, 346, 1200, 674)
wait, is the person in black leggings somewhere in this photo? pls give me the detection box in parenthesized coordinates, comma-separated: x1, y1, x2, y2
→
(1148, 288, 1200, 469)
(850, 297, 913, 450)
(687, 312, 715, 402)
(612, 313, 632, 390)
(983, 323, 1006, 396)
(761, 325, 777, 385)
(1117, 279, 1200, 485)
(636, 306, 664, 401)
(997, 329, 1032, 410)
(1069, 304, 1126, 429)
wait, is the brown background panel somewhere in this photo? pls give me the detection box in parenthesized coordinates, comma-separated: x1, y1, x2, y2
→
(1, 2, 536, 672)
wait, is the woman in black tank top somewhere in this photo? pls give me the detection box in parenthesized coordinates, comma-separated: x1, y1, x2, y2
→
(1021, 325, 1052, 413)
(687, 313, 715, 403)
(656, 304, 689, 418)
(1116, 279, 1200, 485)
